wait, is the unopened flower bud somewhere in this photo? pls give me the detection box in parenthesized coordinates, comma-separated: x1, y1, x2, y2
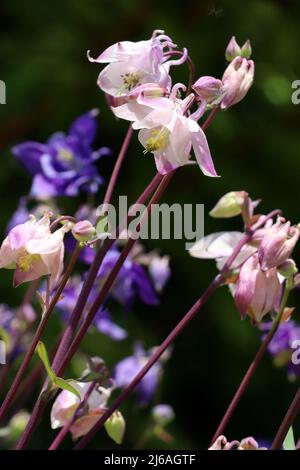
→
(225, 36, 241, 62)
(152, 404, 175, 426)
(192, 76, 224, 105)
(104, 410, 126, 445)
(221, 56, 255, 110)
(278, 259, 298, 278)
(209, 191, 247, 218)
(241, 40, 252, 59)
(9, 411, 30, 440)
(259, 221, 299, 270)
(72, 220, 96, 242)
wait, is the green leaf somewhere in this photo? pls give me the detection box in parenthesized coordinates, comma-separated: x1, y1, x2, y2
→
(104, 411, 126, 444)
(36, 341, 56, 383)
(96, 215, 109, 235)
(283, 426, 295, 450)
(37, 341, 80, 399)
(54, 378, 81, 399)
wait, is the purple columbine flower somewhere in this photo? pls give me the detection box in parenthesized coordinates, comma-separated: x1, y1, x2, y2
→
(12, 110, 111, 198)
(114, 343, 165, 405)
(260, 320, 300, 379)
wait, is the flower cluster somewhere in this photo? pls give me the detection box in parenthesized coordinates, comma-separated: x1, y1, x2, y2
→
(190, 191, 299, 324)
(89, 33, 254, 175)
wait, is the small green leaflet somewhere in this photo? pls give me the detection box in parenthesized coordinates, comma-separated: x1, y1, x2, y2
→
(36, 341, 80, 399)
(96, 215, 109, 236)
(283, 426, 295, 450)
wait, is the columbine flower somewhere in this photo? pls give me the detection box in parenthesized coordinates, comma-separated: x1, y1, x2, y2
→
(235, 254, 281, 323)
(113, 86, 218, 176)
(189, 230, 257, 271)
(96, 246, 159, 308)
(51, 380, 113, 439)
(260, 319, 300, 379)
(209, 435, 267, 450)
(88, 30, 187, 98)
(258, 218, 299, 271)
(221, 56, 255, 110)
(114, 343, 168, 405)
(0, 214, 68, 289)
(12, 110, 111, 198)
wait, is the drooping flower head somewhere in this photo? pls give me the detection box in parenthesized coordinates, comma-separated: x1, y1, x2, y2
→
(12, 110, 111, 199)
(88, 30, 187, 98)
(113, 85, 218, 176)
(0, 213, 69, 289)
(51, 380, 114, 440)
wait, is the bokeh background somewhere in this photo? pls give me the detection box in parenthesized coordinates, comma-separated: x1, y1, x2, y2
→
(1, 0, 300, 449)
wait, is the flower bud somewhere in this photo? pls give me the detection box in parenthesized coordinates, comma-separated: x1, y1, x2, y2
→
(192, 76, 224, 105)
(225, 36, 241, 62)
(152, 404, 175, 426)
(72, 220, 96, 242)
(278, 259, 298, 278)
(235, 254, 280, 323)
(209, 191, 247, 218)
(221, 56, 255, 110)
(104, 410, 126, 444)
(9, 411, 30, 440)
(241, 40, 252, 59)
(258, 221, 299, 270)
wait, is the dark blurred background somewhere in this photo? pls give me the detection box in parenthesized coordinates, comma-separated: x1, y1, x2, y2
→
(0, 0, 300, 449)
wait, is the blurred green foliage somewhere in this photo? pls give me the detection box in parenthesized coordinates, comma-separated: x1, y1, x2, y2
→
(0, 0, 300, 449)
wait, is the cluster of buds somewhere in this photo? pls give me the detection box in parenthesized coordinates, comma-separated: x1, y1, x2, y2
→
(190, 191, 299, 323)
(89, 32, 255, 176)
(192, 36, 254, 111)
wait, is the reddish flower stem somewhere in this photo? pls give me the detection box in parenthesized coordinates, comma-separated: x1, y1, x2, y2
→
(102, 125, 133, 207)
(271, 387, 300, 449)
(210, 283, 290, 445)
(16, 172, 174, 450)
(0, 244, 81, 423)
(73, 210, 281, 450)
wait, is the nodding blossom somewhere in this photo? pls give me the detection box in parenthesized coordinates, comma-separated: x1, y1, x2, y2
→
(221, 56, 255, 110)
(12, 111, 111, 198)
(88, 30, 187, 98)
(234, 254, 281, 323)
(113, 86, 218, 176)
(51, 380, 114, 440)
(0, 214, 69, 289)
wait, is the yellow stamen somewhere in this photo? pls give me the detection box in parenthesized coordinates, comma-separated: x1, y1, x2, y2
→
(144, 128, 170, 154)
(18, 253, 41, 272)
(57, 148, 74, 162)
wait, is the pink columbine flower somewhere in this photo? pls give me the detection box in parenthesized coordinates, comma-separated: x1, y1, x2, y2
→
(258, 218, 299, 271)
(51, 381, 113, 440)
(113, 85, 218, 176)
(235, 254, 281, 323)
(88, 30, 187, 98)
(221, 56, 255, 110)
(0, 214, 68, 289)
